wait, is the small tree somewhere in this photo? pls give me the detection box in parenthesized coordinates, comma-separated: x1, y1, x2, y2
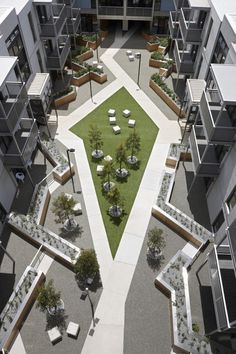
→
(125, 130, 141, 162)
(52, 192, 76, 228)
(103, 160, 115, 191)
(147, 227, 166, 253)
(115, 143, 127, 174)
(74, 249, 99, 282)
(36, 279, 61, 313)
(88, 124, 103, 156)
(107, 186, 124, 217)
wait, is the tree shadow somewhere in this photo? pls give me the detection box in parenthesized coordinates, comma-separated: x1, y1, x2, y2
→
(46, 311, 68, 333)
(75, 272, 102, 292)
(115, 175, 129, 184)
(146, 254, 165, 272)
(107, 209, 127, 226)
(59, 224, 84, 242)
(127, 160, 141, 171)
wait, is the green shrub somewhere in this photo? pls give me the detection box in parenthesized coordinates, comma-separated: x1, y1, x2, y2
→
(159, 37, 169, 47)
(151, 51, 164, 61)
(151, 73, 178, 102)
(192, 323, 200, 333)
(71, 46, 90, 58)
(82, 34, 97, 42)
(74, 68, 88, 77)
(54, 86, 73, 99)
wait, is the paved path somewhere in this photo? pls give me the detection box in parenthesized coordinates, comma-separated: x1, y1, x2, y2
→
(55, 25, 181, 354)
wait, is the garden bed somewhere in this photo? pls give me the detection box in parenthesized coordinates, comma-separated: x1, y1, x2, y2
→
(54, 86, 77, 108)
(149, 58, 167, 69)
(0, 266, 45, 351)
(146, 42, 159, 52)
(165, 143, 191, 169)
(28, 182, 50, 225)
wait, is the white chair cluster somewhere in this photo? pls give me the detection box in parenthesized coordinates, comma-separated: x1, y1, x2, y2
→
(107, 108, 136, 134)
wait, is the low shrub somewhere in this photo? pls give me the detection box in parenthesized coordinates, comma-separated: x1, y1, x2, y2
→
(82, 34, 97, 42)
(151, 51, 164, 61)
(54, 86, 73, 99)
(151, 73, 179, 102)
(159, 37, 169, 47)
(71, 46, 90, 58)
(74, 68, 88, 78)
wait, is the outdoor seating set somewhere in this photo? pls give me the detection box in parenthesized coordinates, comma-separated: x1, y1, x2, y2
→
(108, 108, 136, 135)
(126, 50, 134, 61)
(48, 321, 80, 344)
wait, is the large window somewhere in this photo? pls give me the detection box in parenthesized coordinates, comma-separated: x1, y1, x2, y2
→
(6, 26, 31, 82)
(212, 33, 229, 64)
(227, 186, 236, 212)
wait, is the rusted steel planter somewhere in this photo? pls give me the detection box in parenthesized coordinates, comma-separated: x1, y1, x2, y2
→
(90, 71, 107, 84)
(54, 87, 77, 108)
(71, 73, 90, 86)
(146, 42, 159, 52)
(149, 58, 166, 68)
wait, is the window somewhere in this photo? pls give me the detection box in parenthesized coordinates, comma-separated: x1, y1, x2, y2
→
(37, 50, 44, 72)
(227, 186, 236, 212)
(28, 12, 36, 42)
(213, 210, 225, 233)
(204, 18, 213, 49)
(212, 33, 229, 64)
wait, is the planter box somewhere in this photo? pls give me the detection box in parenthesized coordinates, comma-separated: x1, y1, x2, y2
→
(90, 71, 107, 84)
(77, 49, 93, 62)
(158, 45, 166, 54)
(100, 30, 108, 38)
(1, 268, 45, 351)
(53, 164, 75, 185)
(146, 42, 159, 52)
(71, 73, 90, 86)
(78, 37, 101, 50)
(149, 58, 166, 68)
(142, 32, 157, 42)
(150, 79, 185, 118)
(159, 67, 168, 77)
(54, 87, 77, 108)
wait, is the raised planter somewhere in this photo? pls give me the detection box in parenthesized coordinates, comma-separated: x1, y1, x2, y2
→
(109, 206, 122, 218)
(28, 183, 51, 226)
(71, 73, 90, 87)
(53, 163, 75, 185)
(54, 87, 77, 108)
(77, 49, 93, 62)
(78, 37, 101, 50)
(150, 79, 185, 118)
(146, 42, 159, 52)
(158, 45, 166, 54)
(165, 144, 192, 169)
(159, 67, 168, 77)
(142, 32, 157, 42)
(0, 266, 45, 351)
(90, 71, 107, 84)
(149, 58, 166, 69)
(92, 150, 104, 159)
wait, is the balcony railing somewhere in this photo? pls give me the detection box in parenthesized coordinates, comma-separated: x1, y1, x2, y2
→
(200, 92, 236, 143)
(64, 9, 81, 34)
(98, 6, 124, 16)
(169, 11, 180, 40)
(173, 40, 194, 74)
(1, 119, 38, 167)
(179, 8, 203, 43)
(189, 126, 220, 176)
(39, 4, 67, 37)
(173, 0, 189, 10)
(126, 7, 152, 17)
(0, 84, 28, 134)
(46, 36, 70, 70)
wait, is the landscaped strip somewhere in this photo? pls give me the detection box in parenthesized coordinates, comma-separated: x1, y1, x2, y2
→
(70, 87, 158, 256)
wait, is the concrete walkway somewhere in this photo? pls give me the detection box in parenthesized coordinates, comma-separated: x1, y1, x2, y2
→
(55, 25, 181, 354)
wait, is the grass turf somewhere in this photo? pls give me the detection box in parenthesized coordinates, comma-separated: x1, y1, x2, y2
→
(70, 87, 158, 257)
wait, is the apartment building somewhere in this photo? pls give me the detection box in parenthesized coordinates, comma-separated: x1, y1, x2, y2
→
(0, 0, 81, 235)
(169, 0, 236, 335)
(76, 0, 174, 33)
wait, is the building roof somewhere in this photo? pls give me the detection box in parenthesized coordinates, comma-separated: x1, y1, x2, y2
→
(0, 0, 28, 15)
(186, 79, 206, 103)
(226, 14, 236, 35)
(211, 0, 236, 22)
(188, 0, 210, 10)
(0, 56, 17, 88)
(211, 64, 236, 104)
(0, 6, 13, 23)
(27, 73, 50, 97)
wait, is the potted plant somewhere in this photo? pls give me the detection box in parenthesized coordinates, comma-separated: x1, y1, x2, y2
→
(115, 143, 128, 178)
(146, 227, 166, 260)
(36, 279, 63, 315)
(103, 160, 116, 192)
(52, 192, 77, 231)
(107, 186, 124, 218)
(89, 125, 104, 159)
(74, 249, 99, 284)
(126, 130, 141, 165)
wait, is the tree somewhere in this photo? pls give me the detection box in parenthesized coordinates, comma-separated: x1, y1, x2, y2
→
(125, 130, 141, 162)
(115, 143, 127, 174)
(36, 279, 61, 314)
(147, 227, 166, 253)
(52, 192, 76, 229)
(107, 186, 124, 217)
(103, 160, 115, 191)
(74, 249, 99, 282)
(88, 124, 103, 156)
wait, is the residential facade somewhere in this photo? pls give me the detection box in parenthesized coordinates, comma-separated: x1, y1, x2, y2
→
(169, 0, 236, 335)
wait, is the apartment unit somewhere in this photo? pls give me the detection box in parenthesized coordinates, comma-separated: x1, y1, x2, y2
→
(169, 0, 236, 335)
(76, 0, 174, 33)
(0, 0, 81, 235)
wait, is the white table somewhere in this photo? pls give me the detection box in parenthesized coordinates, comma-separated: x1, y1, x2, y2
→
(128, 119, 136, 128)
(128, 55, 134, 61)
(92, 60, 98, 66)
(104, 155, 112, 162)
(123, 109, 131, 118)
(96, 165, 104, 175)
(73, 202, 82, 215)
(97, 64, 103, 70)
(67, 322, 80, 338)
(48, 326, 62, 344)
(109, 116, 116, 125)
(113, 125, 121, 134)
(108, 108, 116, 116)
(126, 50, 132, 56)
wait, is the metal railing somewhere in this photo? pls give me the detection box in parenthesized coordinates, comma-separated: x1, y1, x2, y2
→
(126, 7, 152, 17)
(46, 36, 70, 70)
(98, 6, 124, 16)
(39, 4, 67, 37)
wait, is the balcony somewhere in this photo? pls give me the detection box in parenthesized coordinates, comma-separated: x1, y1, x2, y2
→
(200, 91, 236, 143)
(208, 244, 236, 331)
(179, 8, 203, 43)
(46, 36, 70, 70)
(0, 83, 28, 134)
(173, 40, 194, 74)
(173, 0, 189, 10)
(38, 4, 67, 37)
(126, 7, 152, 17)
(189, 126, 220, 176)
(63, 9, 81, 35)
(1, 119, 38, 167)
(169, 11, 181, 40)
(98, 6, 124, 16)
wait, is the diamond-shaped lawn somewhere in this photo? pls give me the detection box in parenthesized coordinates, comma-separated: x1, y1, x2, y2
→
(70, 87, 158, 257)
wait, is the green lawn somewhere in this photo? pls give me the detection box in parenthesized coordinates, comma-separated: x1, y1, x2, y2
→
(70, 87, 158, 257)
